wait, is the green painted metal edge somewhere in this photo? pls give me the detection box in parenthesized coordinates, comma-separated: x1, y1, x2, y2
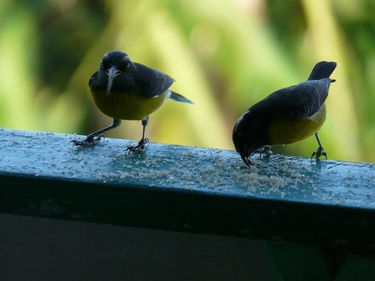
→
(0, 129, 374, 252)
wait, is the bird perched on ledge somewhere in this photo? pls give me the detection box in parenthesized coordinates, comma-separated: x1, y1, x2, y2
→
(233, 61, 337, 166)
(73, 51, 192, 152)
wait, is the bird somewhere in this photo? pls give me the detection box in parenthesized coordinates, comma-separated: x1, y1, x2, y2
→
(73, 51, 192, 151)
(232, 61, 337, 167)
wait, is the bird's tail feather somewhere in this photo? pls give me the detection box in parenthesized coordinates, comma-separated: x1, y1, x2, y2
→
(307, 61, 337, 80)
(169, 91, 193, 104)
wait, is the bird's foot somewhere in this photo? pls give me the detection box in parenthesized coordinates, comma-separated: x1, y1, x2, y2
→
(254, 145, 273, 159)
(72, 135, 104, 147)
(311, 146, 327, 160)
(126, 138, 149, 154)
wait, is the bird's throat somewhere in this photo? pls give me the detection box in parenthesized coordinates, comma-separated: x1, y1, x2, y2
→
(106, 77, 114, 95)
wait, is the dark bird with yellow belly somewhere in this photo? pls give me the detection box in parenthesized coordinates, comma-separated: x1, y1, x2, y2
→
(73, 51, 192, 151)
(233, 61, 337, 166)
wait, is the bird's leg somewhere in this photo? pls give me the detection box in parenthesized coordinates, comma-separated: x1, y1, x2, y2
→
(72, 119, 121, 146)
(311, 132, 327, 160)
(127, 116, 149, 153)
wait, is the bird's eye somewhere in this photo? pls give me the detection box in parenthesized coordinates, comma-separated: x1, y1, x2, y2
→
(117, 62, 131, 71)
(125, 63, 132, 69)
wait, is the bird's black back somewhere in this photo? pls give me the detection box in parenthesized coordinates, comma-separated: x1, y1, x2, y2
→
(252, 79, 332, 119)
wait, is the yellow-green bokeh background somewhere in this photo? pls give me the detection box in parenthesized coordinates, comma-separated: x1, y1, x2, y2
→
(1, 0, 374, 162)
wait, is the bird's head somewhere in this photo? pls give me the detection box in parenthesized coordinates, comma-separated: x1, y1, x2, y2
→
(232, 110, 265, 167)
(99, 51, 136, 94)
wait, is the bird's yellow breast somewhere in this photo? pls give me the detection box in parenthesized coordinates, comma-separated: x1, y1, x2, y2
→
(90, 90, 169, 120)
(268, 104, 326, 144)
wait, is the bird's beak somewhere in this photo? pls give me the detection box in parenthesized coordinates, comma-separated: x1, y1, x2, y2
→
(240, 153, 252, 167)
(233, 134, 252, 167)
(238, 142, 252, 167)
(106, 66, 121, 95)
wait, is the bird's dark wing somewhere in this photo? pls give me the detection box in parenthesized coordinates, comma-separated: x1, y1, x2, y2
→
(261, 78, 332, 119)
(133, 62, 175, 98)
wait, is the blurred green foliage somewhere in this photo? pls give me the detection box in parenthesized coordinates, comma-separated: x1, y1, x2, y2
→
(0, 0, 374, 162)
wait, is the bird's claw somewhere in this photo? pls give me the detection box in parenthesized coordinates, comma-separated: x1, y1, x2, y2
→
(254, 145, 273, 159)
(72, 135, 104, 147)
(311, 146, 327, 160)
(126, 138, 149, 153)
